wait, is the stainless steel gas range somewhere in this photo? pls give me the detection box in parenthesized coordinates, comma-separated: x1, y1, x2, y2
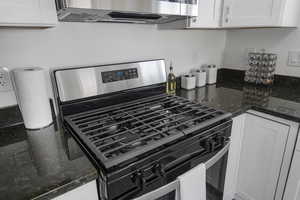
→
(51, 59, 232, 200)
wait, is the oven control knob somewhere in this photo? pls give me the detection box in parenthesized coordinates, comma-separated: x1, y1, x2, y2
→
(211, 140, 216, 152)
(205, 139, 211, 152)
(217, 135, 222, 144)
(131, 171, 146, 190)
(221, 136, 227, 146)
(131, 171, 143, 183)
(217, 135, 226, 146)
(154, 163, 165, 178)
(205, 138, 214, 152)
(217, 136, 227, 146)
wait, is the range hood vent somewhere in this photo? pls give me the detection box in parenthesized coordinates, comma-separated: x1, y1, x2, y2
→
(56, 0, 198, 24)
(108, 12, 162, 21)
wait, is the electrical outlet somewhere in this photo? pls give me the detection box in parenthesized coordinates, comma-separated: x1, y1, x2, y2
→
(0, 67, 12, 92)
(288, 51, 300, 67)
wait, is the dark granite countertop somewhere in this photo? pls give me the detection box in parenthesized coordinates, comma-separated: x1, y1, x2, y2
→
(1, 69, 300, 200)
(177, 80, 300, 122)
(0, 121, 98, 200)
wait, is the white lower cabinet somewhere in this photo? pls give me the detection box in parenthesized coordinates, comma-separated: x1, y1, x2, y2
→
(53, 180, 98, 200)
(283, 150, 300, 200)
(297, 132, 300, 151)
(223, 114, 246, 200)
(235, 113, 289, 200)
(283, 129, 300, 200)
(224, 110, 299, 200)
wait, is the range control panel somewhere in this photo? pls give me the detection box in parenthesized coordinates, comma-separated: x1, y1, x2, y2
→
(101, 68, 138, 83)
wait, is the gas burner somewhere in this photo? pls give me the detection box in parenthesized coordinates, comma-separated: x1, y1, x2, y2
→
(64, 94, 230, 169)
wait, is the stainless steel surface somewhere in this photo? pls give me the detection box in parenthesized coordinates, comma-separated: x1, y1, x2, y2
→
(133, 180, 180, 200)
(52, 58, 232, 199)
(56, 0, 198, 24)
(54, 59, 167, 102)
(157, 16, 192, 29)
(205, 143, 229, 169)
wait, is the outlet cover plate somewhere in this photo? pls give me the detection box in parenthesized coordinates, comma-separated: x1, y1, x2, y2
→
(0, 67, 12, 92)
(288, 51, 300, 67)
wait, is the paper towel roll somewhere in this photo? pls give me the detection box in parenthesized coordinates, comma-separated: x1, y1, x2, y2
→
(12, 67, 53, 129)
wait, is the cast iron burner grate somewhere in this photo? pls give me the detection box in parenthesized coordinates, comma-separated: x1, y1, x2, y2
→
(64, 94, 230, 169)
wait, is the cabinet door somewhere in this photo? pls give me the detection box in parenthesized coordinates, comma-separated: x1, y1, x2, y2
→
(189, 0, 223, 28)
(283, 150, 300, 200)
(235, 114, 289, 200)
(223, 114, 246, 200)
(297, 132, 300, 151)
(0, 0, 57, 27)
(222, 0, 283, 27)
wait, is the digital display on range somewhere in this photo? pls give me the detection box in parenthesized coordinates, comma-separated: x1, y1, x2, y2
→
(101, 68, 138, 83)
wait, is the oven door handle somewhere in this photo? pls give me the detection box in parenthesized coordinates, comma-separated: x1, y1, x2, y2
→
(161, 147, 207, 172)
(205, 143, 230, 169)
(133, 180, 180, 200)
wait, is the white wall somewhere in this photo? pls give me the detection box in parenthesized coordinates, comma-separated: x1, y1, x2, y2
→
(223, 27, 300, 77)
(0, 22, 226, 108)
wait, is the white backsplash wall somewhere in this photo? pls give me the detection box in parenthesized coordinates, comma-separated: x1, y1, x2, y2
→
(0, 22, 226, 108)
(223, 26, 300, 77)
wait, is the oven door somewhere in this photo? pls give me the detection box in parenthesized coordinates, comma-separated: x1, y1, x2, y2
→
(133, 144, 230, 200)
(205, 144, 229, 200)
(106, 120, 232, 200)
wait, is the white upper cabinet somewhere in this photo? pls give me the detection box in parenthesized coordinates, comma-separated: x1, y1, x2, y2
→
(188, 0, 223, 28)
(187, 0, 300, 28)
(0, 0, 57, 27)
(222, 0, 300, 27)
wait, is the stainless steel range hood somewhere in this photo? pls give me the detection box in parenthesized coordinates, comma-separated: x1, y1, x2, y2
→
(55, 0, 198, 24)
